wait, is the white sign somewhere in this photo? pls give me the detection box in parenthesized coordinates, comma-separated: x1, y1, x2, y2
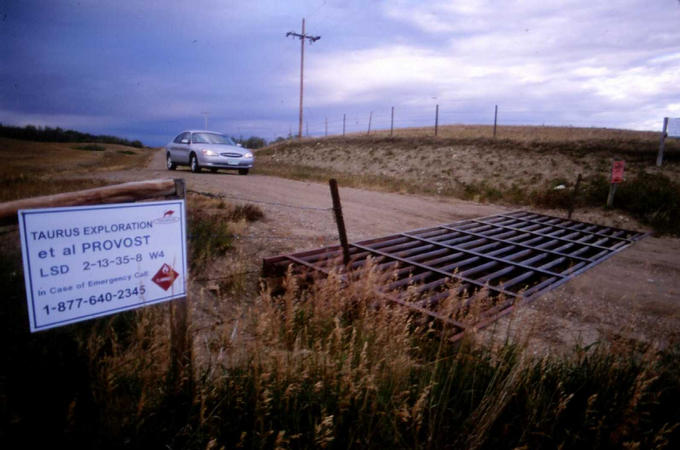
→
(18, 200, 187, 332)
(668, 117, 680, 138)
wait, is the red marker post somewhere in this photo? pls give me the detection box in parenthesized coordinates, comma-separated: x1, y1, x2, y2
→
(607, 160, 625, 207)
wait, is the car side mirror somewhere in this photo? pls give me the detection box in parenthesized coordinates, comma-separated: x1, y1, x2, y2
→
(181, 138, 190, 144)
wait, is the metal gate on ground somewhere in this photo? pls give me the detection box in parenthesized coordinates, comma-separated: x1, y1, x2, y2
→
(263, 210, 647, 340)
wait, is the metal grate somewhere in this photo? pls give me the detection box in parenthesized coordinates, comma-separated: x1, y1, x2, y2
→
(263, 210, 647, 339)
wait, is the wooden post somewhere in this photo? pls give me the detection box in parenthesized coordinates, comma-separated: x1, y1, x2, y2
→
(169, 178, 191, 397)
(367, 111, 373, 136)
(390, 106, 394, 137)
(606, 183, 618, 208)
(657, 117, 669, 167)
(567, 173, 582, 219)
(306, 121, 309, 137)
(343, 114, 346, 137)
(298, 18, 305, 139)
(493, 104, 498, 139)
(325, 117, 328, 137)
(329, 179, 350, 266)
(435, 104, 439, 136)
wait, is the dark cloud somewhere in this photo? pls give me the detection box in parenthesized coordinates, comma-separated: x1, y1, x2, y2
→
(1, 0, 678, 145)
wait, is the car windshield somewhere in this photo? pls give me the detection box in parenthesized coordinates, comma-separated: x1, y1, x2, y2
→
(192, 133, 235, 145)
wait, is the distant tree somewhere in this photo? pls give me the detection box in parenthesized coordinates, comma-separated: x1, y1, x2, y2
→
(0, 124, 146, 147)
(245, 136, 267, 149)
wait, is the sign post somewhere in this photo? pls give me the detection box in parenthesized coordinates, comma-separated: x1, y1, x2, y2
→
(607, 160, 625, 208)
(18, 200, 187, 332)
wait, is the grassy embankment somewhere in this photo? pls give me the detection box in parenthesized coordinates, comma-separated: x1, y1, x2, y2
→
(255, 125, 680, 234)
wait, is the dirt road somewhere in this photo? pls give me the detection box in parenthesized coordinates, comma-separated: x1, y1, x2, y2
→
(101, 149, 680, 350)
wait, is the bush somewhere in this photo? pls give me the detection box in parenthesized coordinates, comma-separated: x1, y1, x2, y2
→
(616, 172, 680, 234)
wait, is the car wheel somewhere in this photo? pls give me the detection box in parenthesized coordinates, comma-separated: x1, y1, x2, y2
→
(190, 154, 201, 173)
(238, 168, 249, 175)
(166, 153, 176, 170)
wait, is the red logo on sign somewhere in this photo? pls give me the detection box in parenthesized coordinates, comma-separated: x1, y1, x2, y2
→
(163, 210, 175, 217)
(152, 263, 179, 291)
(611, 160, 625, 184)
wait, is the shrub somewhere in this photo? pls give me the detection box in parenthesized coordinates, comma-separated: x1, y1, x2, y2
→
(616, 172, 680, 234)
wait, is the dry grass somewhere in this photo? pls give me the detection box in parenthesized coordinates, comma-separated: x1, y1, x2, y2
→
(0, 137, 155, 202)
(367, 124, 662, 142)
(256, 127, 680, 233)
(1, 132, 679, 448)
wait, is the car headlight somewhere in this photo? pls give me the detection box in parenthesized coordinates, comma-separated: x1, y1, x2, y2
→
(201, 149, 217, 156)
(243, 152, 253, 159)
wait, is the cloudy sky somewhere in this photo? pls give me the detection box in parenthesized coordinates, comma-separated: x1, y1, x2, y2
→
(1, 0, 679, 146)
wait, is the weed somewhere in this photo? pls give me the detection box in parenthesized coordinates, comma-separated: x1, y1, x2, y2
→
(616, 172, 680, 234)
(189, 211, 232, 269)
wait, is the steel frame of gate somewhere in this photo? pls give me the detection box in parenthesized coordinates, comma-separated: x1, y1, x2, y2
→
(263, 210, 648, 340)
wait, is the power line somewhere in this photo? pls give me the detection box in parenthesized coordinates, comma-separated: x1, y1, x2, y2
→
(286, 18, 321, 139)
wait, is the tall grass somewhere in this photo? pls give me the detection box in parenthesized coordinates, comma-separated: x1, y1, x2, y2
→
(2, 178, 678, 449)
(2, 247, 678, 448)
(184, 266, 680, 449)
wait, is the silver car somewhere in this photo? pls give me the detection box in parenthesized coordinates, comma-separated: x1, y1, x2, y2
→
(166, 130, 254, 175)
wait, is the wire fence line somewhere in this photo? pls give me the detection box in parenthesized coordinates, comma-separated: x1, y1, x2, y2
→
(187, 189, 333, 212)
(262, 103, 657, 139)
(187, 188, 340, 243)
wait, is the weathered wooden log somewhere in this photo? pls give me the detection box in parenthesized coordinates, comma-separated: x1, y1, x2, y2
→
(0, 179, 178, 225)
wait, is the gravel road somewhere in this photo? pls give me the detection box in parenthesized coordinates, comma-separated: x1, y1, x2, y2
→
(100, 148, 680, 350)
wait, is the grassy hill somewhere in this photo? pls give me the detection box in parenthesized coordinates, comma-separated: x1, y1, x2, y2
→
(0, 137, 154, 202)
(256, 125, 680, 234)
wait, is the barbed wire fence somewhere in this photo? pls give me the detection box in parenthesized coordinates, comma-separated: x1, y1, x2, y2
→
(185, 187, 343, 283)
(231, 104, 665, 142)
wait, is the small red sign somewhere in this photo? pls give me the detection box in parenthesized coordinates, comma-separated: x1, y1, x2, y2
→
(611, 160, 625, 184)
(152, 263, 179, 291)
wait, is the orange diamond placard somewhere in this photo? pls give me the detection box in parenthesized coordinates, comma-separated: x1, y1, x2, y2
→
(152, 263, 179, 291)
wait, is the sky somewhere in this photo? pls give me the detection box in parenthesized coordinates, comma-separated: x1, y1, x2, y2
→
(1, 0, 679, 146)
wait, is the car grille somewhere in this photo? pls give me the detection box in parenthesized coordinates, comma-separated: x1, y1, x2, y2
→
(221, 152, 242, 157)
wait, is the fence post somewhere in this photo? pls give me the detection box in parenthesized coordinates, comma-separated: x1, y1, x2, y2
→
(657, 117, 669, 167)
(169, 178, 191, 399)
(367, 111, 373, 136)
(567, 173, 582, 219)
(329, 179, 350, 265)
(606, 183, 617, 208)
(390, 106, 394, 137)
(493, 104, 498, 139)
(435, 104, 439, 136)
(343, 114, 346, 137)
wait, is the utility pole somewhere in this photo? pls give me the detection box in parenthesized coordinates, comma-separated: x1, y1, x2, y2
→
(201, 112, 209, 130)
(286, 18, 321, 139)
